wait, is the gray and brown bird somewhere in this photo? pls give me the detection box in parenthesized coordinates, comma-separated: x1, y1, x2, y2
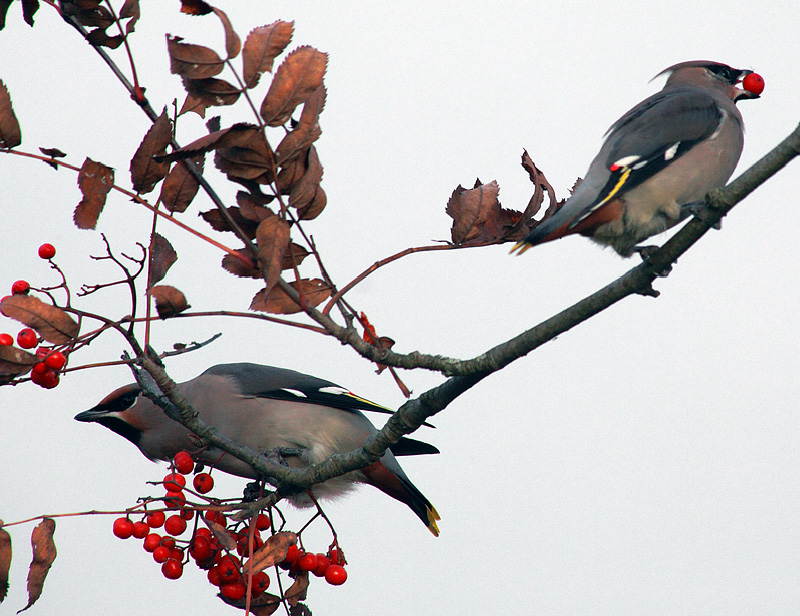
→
(513, 61, 764, 257)
(76, 362, 441, 535)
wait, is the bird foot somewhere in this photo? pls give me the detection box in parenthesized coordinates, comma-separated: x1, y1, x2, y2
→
(682, 200, 722, 230)
(261, 446, 305, 466)
(630, 244, 672, 278)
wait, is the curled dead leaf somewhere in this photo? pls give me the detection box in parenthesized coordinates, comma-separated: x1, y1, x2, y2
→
(250, 279, 331, 315)
(156, 123, 259, 163)
(147, 233, 178, 287)
(182, 77, 240, 108)
(0, 295, 79, 344)
(206, 519, 236, 551)
(284, 572, 309, 606)
(130, 109, 171, 194)
(0, 345, 38, 384)
(446, 180, 522, 245)
(150, 285, 190, 318)
(200, 206, 259, 239)
(288, 146, 323, 212)
(74, 157, 114, 230)
(0, 522, 10, 602)
(212, 7, 240, 59)
(260, 46, 327, 127)
(167, 35, 224, 79)
(243, 531, 295, 574)
(255, 215, 291, 297)
(179, 0, 212, 16)
(0, 79, 21, 148)
(297, 185, 326, 221)
(20, 518, 56, 613)
(160, 157, 204, 213)
(242, 20, 294, 88)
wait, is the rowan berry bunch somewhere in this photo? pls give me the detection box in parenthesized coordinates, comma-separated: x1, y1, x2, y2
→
(111, 451, 348, 609)
(0, 243, 70, 389)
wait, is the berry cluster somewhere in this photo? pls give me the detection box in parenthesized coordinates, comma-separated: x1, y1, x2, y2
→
(111, 451, 348, 605)
(1, 244, 69, 389)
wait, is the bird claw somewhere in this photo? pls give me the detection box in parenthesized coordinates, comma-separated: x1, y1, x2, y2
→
(631, 244, 660, 261)
(682, 200, 722, 230)
(630, 244, 672, 278)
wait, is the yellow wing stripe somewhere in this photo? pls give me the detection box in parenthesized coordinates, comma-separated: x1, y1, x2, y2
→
(597, 167, 631, 207)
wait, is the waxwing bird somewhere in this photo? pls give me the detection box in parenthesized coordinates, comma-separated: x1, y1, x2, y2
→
(76, 363, 441, 536)
(513, 61, 763, 257)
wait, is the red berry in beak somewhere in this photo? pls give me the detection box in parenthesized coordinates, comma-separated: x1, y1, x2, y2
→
(742, 72, 764, 95)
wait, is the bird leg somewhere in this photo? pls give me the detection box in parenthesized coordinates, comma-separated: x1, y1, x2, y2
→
(681, 200, 722, 230)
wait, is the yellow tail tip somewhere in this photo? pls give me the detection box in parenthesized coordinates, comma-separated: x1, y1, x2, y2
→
(426, 505, 441, 536)
(510, 241, 532, 255)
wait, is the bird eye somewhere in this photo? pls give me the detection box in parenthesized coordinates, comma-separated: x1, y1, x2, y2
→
(709, 65, 733, 82)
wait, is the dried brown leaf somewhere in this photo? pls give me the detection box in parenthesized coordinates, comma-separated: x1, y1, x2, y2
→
(150, 285, 190, 318)
(260, 46, 327, 127)
(167, 35, 224, 79)
(119, 0, 139, 33)
(214, 128, 272, 181)
(255, 216, 290, 297)
(182, 77, 240, 108)
(0, 295, 79, 344)
(284, 572, 309, 606)
(130, 109, 171, 194)
(0, 523, 9, 602)
(447, 180, 506, 245)
(200, 206, 259, 238)
(244, 531, 295, 574)
(178, 92, 207, 118)
(275, 86, 325, 165)
(212, 7, 240, 59)
(86, 27, 123, 48)
(206, 519, 236, 551)
(179, 0, 212, 15)
(219, 591, 281, 614)
(222, 243, 307, 278)
(74, 157, 114, 229)
(159, 157, 203, 213)
(21, 0, 39, 27)
(148, 233, 177, 287)
(38, 147, 65, 158)
(237, 191, 273, 222)
(242, 21, 294, 88)
(0, 344, 37, 384)
(0, 79, 21, 148)
(250, 279, 331, 315)
(297, 185, 326, 221)
(156, 123, 257, 163)
(276, 157, 305, 194)
(20, 518, 55, 612)
(288, 146, 323, 212)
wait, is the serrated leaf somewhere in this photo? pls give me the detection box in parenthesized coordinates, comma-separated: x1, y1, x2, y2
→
(150, 285, 190, 318)
(0, 79, 21, 148)
(130, 109, 171, 194)
(182, 77, 240, 108)
(288, 146, 323, 212)
(0, 296, 79, 344)
(74, 157, 114, 229)
(167, 35, 224, 79)
(147, 233, 177, 287)
(159, 157, 203, 213)
(446, 180, 503, 245)
(255, 216, 290, 297)
(260, 46, 327, 127)
(250, 279, 331, 315)
(242, 21, 294, 88)
(20, 518, 55, 613)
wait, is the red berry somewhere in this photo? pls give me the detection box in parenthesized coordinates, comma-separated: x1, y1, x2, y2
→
(132, 521, 150, 539)
(38, 243, 56, 259)
(217, 555, 241, 583)
(190, 535, 213, 561)
(170, 547, 184, 561)
(205, 510, 226, 526)
(180, 508, 194, 520)
(207, 566, 222, 587)
(31, 367, 59, 389)
(143, 533, 162, 552)
(164, 514, 187, 536)
(281, 544, 300, 566)
(146, 510, 165, 528)
(313, 553, 331, 577)
(32, 362, 49, 375)
(235, 531, 262, 556)
(17, 328, 37, 349)
(220, 581, 247, 600)
(44, 351, 66, 370)
(193, 473, 214, 494)
(160, 536, 177, 550)
(173, 451, 194, 474)
(251, 571, 270, 596)
(298, 552, 318, 572)
(328, 547, 346, 566)
(324, 564, 348, 586)
(254, 513, 270, 531)
(195, 527, 212, 539)
(153, 545, 171, 563)
(112, 517, 134, 539)
(11, 280, 30, 295)
(161, 558, 183, 580)
(0, 333, 12, 345)
(163, 491, 186, 508)
(163, 472, 186, 492)
(743, 72, 765, 95)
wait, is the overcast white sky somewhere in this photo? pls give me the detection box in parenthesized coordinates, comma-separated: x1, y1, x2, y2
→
(2, 1, 800, 614)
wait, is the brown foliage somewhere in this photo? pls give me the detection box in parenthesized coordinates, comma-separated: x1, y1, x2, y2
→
(260, 46, 328, 127)
(148, 233, 178, 287)
(150, 285, 191, 318)
(159, 157, 203, 213)
(242, 21, 294, 88)
(250, 279, 332, 315)
(20, 518, 56, 613)
(244, 531, 295, 574)
(74, 157, 114, 229)
(255, 215, 291, 297)
(0, 79, 21, 148)
(0, 295, 79, 344)
(0, 345, 38, 385)
(130, 109, 171, 194)
(168, 35, 224, 79)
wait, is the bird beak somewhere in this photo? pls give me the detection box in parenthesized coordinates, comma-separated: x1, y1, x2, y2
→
(75, 407, 110, 422)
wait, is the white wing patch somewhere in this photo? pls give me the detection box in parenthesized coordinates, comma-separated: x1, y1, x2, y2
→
(280, 388, 307, 398)
(318, 386, 349, 396)
(611, 154, 641, 169)
(664, 142, 681, 161)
